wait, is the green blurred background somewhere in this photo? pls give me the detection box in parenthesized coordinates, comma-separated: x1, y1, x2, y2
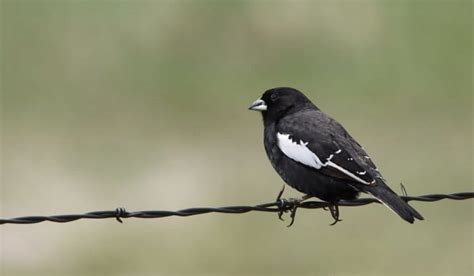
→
(1, 0, 472, 275)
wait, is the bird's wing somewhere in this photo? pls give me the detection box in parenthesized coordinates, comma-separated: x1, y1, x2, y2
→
(276, 109, 382, 185)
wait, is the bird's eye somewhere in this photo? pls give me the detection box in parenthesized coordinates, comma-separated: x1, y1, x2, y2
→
(271, 93, 279, 101)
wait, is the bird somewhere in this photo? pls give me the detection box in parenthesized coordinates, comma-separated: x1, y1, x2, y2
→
(248, 87, 423, 225)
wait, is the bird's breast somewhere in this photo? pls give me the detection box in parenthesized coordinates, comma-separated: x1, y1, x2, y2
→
(263, 125, 290, 178)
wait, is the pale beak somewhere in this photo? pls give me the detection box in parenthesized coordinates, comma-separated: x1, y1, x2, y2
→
(248, 98, 267, 111)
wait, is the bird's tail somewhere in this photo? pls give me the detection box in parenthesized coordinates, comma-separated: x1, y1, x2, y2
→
(361, 184, 424, 224)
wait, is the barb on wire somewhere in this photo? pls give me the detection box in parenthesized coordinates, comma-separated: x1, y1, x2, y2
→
(0, 192, 472, 225)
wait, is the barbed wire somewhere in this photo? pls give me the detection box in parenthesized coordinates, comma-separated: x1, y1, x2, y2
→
(0, 192, 472, 225)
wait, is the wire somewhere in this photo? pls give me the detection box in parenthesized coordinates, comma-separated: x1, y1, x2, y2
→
(0, 192, 472, 225)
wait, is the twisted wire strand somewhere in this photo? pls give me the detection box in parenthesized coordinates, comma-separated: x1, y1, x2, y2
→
(1, 192, 472, 225)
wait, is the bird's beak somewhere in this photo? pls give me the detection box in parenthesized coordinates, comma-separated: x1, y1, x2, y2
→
(248, 98, 267, 111)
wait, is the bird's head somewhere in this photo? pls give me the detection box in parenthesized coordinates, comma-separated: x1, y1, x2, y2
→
(248, 87, 314, 120)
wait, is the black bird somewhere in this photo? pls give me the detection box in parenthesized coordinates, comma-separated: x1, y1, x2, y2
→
(249, 87, 423, 225)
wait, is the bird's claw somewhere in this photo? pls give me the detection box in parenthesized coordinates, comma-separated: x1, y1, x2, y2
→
(276, 185, 287, 221)
(327, 204, 342, 226)
(277, 199, 287, 221)
(279, 197, 303, 227)
(275, 186, 313, 227)
(287, 201, 300, 227)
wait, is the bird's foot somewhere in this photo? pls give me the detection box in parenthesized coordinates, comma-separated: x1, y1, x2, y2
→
(275, 188, 312, 227)
(287, 199, 300, 227)
(286, 195, 313, 227)
(276, 197, 303, 227)
(327, 203, 342, 226)
(275, 185, 287, 221)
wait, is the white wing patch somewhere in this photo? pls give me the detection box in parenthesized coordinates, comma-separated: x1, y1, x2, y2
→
(277, 132, 372, 185)
(277, 133, 325, 169)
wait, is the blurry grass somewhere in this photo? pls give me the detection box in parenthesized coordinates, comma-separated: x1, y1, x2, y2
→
(1, 1, 472, 276)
